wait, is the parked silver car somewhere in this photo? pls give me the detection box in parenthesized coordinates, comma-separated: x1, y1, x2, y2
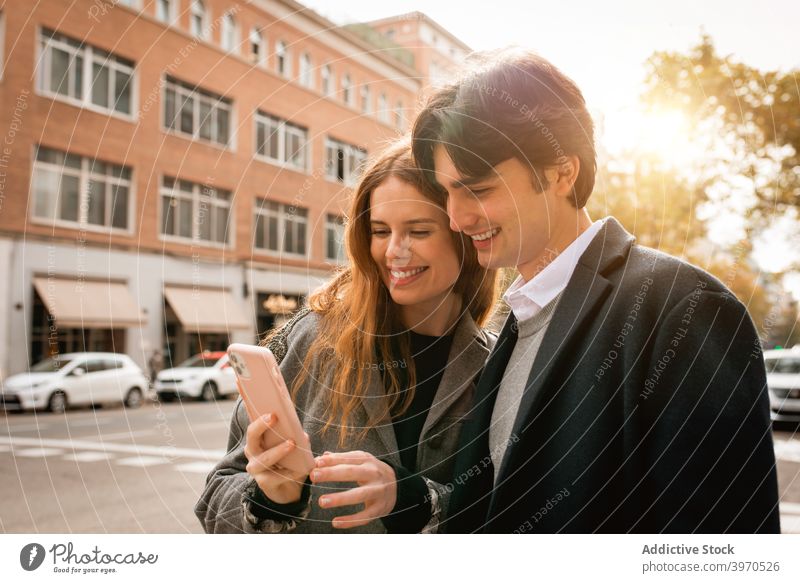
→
(765, 347, 800, 421)
(0, 352, 149, 413)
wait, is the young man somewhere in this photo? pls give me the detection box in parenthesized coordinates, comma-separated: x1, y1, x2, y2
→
(411, 50, 780, 533)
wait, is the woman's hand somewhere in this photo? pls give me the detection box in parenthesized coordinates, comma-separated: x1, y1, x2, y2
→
(244, 413, 310, 505)
(310, 450, 397, 529)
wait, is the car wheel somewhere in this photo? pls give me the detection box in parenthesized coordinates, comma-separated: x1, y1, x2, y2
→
(48, 391, 68, 414)
(200, 382, 218, 402)
(124, 387, 143, 409)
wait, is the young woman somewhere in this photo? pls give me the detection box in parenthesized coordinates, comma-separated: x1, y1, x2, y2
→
(195, 139, 497, 533)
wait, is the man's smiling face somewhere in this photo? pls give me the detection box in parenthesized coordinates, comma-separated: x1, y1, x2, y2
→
(433, 145, 575, 278)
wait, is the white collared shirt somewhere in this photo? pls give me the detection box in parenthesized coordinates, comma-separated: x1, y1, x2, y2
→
(503, 219, 605, 322)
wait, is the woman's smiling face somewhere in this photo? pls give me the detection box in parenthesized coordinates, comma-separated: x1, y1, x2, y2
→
(369, 176, 462, 318)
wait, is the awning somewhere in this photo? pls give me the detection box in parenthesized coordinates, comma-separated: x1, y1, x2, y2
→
(33, 277, 147, 329)
(163, 285, 250, 333)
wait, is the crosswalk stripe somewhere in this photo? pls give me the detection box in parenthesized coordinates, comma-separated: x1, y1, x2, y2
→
(63, 452, 114, 463)
(116, 456, 169, 467)
(0, 435, 225, 460)
(15, 448, 65, 457)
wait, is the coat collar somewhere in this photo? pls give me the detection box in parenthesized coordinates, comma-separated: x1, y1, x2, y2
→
(360, 312, 490, 463)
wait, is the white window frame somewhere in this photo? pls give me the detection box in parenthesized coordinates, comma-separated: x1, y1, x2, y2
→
(155, 0, 176, 25)
(249, 27, 264, 66)
(341, 73, 352, 106)
(221, 12, 239, 53)
(29, 145, 135, 235)
(360, 84, 371, 114)
(378, 92, 389, 123)
(325, 137, 367, 186)
(190, 0, 209, 40)
(162, 76, 233, 148)
(321, 64, 333, 97)
(254, 111, 309, 172)
(299, 52, 313, 89)
(36, 27, 137, 121)
(159, 176, 233, 248)
(253, 199, 309, 258)
(395, 100, 405, 130)
(325, 214, 346, 263)
(275, 40, 291, 78)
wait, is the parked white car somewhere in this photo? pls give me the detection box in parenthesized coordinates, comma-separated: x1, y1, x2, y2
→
(0, 352, 149, 413)
(765, 347, 800, 421)
(154, 351, 236, 402)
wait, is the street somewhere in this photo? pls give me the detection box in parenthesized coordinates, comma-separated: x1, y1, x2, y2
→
(1, 400, 800, 533)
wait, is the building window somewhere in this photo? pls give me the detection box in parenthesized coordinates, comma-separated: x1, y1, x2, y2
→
(250, 27, 263, 65)
(299, 52, 313, 88)
(341, 74, 352, 105)
(190, 0, 208, 39)
(31, 145, 132, 231)
(254, 111, 308, 171)
(378, 92, 389, 123)
(163, 76, 232, 147)
(395, 100, 404, 130)
(156, 0, 174, 24)
(221, 12, 238, 53)
(325, 214, 346, 262)
(160, 176, 231, 245)
(321, 64, 333, 96)
(276, 40, 290, 77)
(325, 138, 367, 185)
(360, 84, 371, 114)
(38, 28, 135, 117)
(254, 200, 308, 257)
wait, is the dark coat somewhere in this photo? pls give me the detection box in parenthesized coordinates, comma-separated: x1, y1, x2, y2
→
(446, 217, 781, 533)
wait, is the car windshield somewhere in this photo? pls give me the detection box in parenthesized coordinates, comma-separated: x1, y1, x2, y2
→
(30, 357, 74, 373)
(178, 354, 224, 368)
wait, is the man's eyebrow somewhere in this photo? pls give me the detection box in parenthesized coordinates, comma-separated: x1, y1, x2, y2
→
(447, 175, 494, 189)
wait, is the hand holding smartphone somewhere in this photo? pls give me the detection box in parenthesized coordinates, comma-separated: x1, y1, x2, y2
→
(228, 344, 315, 486)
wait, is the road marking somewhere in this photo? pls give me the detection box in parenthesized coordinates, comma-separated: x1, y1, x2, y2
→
(0, 435, 225, 460)
(15, 448, 65, 457)
(117, 456, 169, 467)
(63, 452, 114, 463)
(0, 445, 12, 452)
(175, 461, 216, 474)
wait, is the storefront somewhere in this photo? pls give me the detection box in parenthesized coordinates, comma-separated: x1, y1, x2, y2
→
(161, 285, 250, 366)
(29, 276, 146, 365)
(255, 292, 304, 339)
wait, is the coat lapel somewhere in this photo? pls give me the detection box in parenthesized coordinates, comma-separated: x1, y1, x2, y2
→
(420, 314, 491, 438)
(494, 218, 635, 483)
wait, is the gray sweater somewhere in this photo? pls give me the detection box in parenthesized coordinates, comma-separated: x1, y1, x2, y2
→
(490, 293, 563, 480)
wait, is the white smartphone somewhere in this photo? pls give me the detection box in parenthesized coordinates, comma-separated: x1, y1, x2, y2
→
(227, 343, 314, 475)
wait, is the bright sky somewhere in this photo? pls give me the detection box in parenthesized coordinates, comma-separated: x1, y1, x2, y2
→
(303, 0, 800, 296)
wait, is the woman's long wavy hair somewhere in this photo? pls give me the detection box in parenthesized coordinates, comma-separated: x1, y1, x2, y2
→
(263, 139, 498, 447)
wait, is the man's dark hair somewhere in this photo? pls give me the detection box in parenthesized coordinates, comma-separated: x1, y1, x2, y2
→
(412, 49, 597, 208)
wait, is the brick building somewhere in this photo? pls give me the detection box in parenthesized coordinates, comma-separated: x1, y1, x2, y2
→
(0, 0, 469, 376)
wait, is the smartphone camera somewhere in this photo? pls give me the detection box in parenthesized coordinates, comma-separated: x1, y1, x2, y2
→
(227, 350, 250, 379)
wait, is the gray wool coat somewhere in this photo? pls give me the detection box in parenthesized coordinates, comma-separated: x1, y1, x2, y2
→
(195, 309, 494, 533)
